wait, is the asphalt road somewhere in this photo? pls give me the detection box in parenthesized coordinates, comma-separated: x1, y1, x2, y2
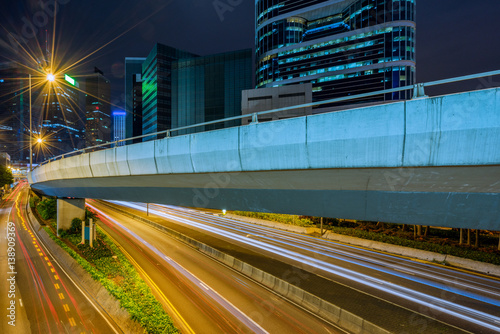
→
(88, 200, 346, 334)
(0, 183, 118, 334)
(107, 201, 500, 334)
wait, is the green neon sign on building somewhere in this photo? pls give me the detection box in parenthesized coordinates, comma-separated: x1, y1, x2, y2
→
(64, 74, 75, 86)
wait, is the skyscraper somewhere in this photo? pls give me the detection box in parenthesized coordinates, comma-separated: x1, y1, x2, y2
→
(142, 44, 198, 138)
(171, 49, 253, 133)
(0, 62, 30, 163)
(112, 110, 126, 145)
(124, 57, 146, 142)
(127, 45, 253, 139)
(41, 72, 84, 158)
(255, 0, 416, 105)
(85, 67, 111, 147)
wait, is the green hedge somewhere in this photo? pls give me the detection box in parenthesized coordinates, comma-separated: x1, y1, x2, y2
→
(37, 198, 57, 220)
(233, 211, 315, 227)
(43, 226, 178, 333)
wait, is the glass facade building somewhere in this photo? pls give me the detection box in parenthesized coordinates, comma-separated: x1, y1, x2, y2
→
(142, 44, 198, 138)
(112, 110, 126, 145)
(0, 62, 29, 163)
(124, 57, 146, 142)
(42, 73, 84, 158)
(172, 49, 253, 133)
(255, 0, 416, 104)
(85, 68, 111, 147)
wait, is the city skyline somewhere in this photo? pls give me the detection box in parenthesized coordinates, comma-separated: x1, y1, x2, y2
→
(1, 2, 499, 334)
(1, 0, 500, 111)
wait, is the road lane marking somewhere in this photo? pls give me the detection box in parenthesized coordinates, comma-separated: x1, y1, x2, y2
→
(98, 227, 195, 334)
(54, 275, 59, 280)
(19, 299, 23, 307)
(54, 283, 60, 289)
(63, 304, 70, 312)
(59, 293, 65, 300)
(69, 317, 76, 326)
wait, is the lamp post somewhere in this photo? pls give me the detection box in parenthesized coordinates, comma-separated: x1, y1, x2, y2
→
(29, 73, 54, 172)
(29, 74, 32, 172)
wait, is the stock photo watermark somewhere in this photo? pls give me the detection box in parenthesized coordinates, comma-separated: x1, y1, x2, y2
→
(213, 0, 243, 22)
(0, 0, 70, 54)
(6, 221, 17, 327)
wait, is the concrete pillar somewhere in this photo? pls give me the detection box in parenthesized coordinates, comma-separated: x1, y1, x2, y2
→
(57, 198, 85, 235)
(89, 218, 93, 248)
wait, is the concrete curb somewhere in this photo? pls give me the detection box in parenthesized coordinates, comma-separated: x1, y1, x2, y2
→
(99, 201, 391, 334)
(227, 214, 500, 278)
(26, 204, 143, 334)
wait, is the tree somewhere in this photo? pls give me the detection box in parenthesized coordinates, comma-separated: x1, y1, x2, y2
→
(0, 165, 13, 187)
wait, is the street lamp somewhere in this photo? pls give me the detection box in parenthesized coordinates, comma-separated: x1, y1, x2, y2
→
(29, 73, 32, 172)
(29, 73, 54, 172)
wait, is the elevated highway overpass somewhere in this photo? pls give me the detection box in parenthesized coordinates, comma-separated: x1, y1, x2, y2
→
(28, 86, 500, 230)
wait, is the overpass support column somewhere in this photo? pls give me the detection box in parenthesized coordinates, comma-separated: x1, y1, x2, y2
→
(57, 198, 85, 236)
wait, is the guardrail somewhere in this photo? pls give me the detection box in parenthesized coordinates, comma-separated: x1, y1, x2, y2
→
(39, 69, 500, 166)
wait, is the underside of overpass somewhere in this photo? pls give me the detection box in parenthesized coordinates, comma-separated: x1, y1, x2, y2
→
(29, 88, 500, 230)
(31, 165, 500, 230)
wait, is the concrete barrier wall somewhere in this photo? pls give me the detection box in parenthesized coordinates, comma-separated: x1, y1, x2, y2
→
(307, 102, 405, 168)
(240, 117, 309, 170)
(160, 135, 194, 174)
(191, 127, 242, 172)
(404, 89, 500, 166)
(59, 154, 91, 179)
(107, 146, 130, 176)
(29, 87, 500, 183)
(89, 150, 109, 177)
(98, 201, 390, 334)
(128, 141, 157, 175)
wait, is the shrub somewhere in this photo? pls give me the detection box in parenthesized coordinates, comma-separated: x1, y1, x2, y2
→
(58, 228, 68, 238)
(69, 218, 83, 235)
(233, 211, 315, 227)
(37, 198, 57, 220)
(86, 208, 97, 221)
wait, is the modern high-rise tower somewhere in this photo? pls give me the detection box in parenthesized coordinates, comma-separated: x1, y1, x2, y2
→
(171, 49, 253, 133)
(124, 57, 146, 142)
(126, 44, 253, 140)
(85, 67, 111, 147)
(255, 0, 416, 105)
(142, 44, 198, 138)
(0, 62, 30, 162)
(41, 72, 84, 158)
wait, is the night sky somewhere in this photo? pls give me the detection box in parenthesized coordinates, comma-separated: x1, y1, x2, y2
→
(2, 0, 500, 109)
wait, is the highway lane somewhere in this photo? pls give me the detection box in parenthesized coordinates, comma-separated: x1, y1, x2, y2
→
(0, 183, 118, 334)
(111, 201, 500, 334)
(88, 200, 346, 334)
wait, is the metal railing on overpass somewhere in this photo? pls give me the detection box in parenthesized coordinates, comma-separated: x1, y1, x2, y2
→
(39, 69, 500, 166)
